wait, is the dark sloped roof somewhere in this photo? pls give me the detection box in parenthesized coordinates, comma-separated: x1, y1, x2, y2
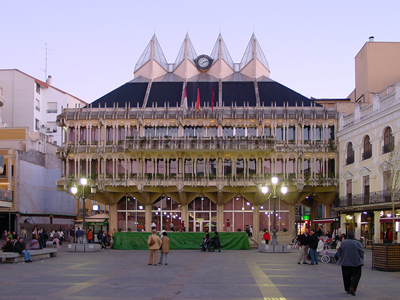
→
(222, 82, 256, 106)
(258, 81, 320, 107)
(91, 82, 148, 108)
(186, 82, 219, 109)
(89, 78, 318, 108)
(147, 82, 183, 107)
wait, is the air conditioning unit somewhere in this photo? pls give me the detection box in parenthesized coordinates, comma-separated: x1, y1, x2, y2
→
(52, 128, 57, 133)
(46, 128, 52, 133)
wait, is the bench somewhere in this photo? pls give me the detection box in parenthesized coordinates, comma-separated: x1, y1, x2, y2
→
(0, 248, 57, 263)
(317, 249, 337, 263)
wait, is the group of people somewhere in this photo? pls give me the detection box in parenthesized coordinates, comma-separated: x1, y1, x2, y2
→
(200, 231, 221, 252)
(68, 227, 112, 248)
(296, 229, 364, 296)
(1, 229, 44, 263)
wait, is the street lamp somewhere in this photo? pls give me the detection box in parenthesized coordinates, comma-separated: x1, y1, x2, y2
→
(70, 178, 97, 243)
(262, 176, 288, 246)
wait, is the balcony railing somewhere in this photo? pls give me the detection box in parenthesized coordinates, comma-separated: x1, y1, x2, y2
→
(338, 190, 397, 207)
(382, 144, 393, 154)
(61, 136, 338, 152)
(346, 156, 354, 165)
(362, 150, 372, 160)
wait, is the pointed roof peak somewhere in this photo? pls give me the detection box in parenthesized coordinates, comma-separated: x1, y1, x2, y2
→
(210, 34, 234, 70)
(240, 34, 270, 72)
(134, 35, 168, 73)
(173, 34, 197, 70)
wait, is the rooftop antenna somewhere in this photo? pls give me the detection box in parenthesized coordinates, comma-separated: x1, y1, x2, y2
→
(40, 42, 53, 81)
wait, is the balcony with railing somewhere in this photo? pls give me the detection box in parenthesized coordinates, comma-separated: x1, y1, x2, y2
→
(338, 190, 398, 207)
(60, 136, 338, 155)
(362, 150, 372, 160)
(382, 144, 393, 154)
(346, 156, 354, 165)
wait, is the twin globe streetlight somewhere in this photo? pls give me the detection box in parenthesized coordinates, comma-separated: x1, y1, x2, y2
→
(261, 176, 288, 246)
(70, 178, 97, 244)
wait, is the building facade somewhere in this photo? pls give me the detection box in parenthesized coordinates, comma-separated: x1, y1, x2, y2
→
(0, 69, 85, 146)
(0, 71, 87, 232)
(56, 34, 339, 242)
(337, 39, 400, 244)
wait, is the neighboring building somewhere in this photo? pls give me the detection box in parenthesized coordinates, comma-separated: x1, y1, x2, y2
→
(56, 34, 339, 242)
(0, 69, 85, 146)
(0, 71, 87, 232)
(337, 39, 400, 244)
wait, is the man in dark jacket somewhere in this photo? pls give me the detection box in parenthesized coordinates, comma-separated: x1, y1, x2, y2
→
(337, 231, 364, 296)
(308, 229, 319, 265)
(297, 231, 310, 264)
(14, 237, 32, 263)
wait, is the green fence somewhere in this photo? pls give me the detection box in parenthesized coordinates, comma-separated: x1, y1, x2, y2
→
(112, 232, 251, 250)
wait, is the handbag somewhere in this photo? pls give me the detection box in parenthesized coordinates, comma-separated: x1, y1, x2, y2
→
(149, 237, 155, 246)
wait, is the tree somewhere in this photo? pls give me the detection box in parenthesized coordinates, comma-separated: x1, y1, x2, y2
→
(379, 143, 400, 239)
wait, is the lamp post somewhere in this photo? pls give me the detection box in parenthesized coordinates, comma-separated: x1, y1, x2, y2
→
(262, 176, 288, 246)
(70, 178, 97, 244)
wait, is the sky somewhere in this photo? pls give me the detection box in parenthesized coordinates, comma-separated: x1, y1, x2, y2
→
(2, 1, 400, 103)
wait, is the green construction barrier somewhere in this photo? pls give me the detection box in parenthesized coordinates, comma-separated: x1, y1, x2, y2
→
(112, 232, 251, 250)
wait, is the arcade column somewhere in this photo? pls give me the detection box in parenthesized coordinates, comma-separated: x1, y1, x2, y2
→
(109, 204, 118, 233)
(373, 211, 381, 243)
(354, 212, 361, 239)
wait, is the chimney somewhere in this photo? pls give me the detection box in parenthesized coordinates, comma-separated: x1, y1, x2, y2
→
(369, 36, 374, 42)
(46, 75, 52, 85)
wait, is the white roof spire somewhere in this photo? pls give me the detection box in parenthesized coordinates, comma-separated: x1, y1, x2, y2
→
(240, 33, 270, 72)
(134, 34, 169, 73)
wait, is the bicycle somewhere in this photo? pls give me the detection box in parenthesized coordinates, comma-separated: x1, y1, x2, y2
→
(320, 250, 330, 264)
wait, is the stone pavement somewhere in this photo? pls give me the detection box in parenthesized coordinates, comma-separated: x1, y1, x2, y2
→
(0, 244, 399, 300)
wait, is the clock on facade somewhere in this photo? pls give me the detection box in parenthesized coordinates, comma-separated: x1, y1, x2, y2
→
(195, 55, 213, 71)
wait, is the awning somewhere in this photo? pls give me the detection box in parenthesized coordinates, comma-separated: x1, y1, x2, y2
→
(313, 218, 338, 224)
(380, 218, 400, 223)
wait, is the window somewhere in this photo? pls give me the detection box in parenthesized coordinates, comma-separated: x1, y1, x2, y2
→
(264, 126, 271, 137)
(207, 127, 217, 137)
(263, 159, 271, 173)
(236, 127, 245, 137)
(363, 136, 372, 160)
(383, 127, 394, 154)
(196, 159, 204, 175)
(183, 126, 194, 137)
(315, 126, 323, 141)
(247, 127, 257, 137)
(46, 102, 57, 113)
(288, 126, 296, 141)
(36, 83, 40, 94)
(346, 143, 354, 165)
(275, 127, 283, 141)
(303, 126, 311, 141)
(248, 159, 256, 174)
(35, 118, 40, 131)
(328, 125, 335, 140)
(209, 159, 217, 175)
(236, 159, 244, 175)
(222, 127, 233, 137)
(346, 179, 352, 204)
(363, 175, 370, 204)
(223, 159, 232, 174)
(35, 99, 40, 112)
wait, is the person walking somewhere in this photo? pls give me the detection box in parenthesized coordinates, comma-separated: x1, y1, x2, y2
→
(297, 231, 310, 264)
(148, 229, 162, 266)
(158, 232, 170, 265)
(308, 229, 319, 265)
(263, 229, 271, 244)
(337, 231, 364, 296)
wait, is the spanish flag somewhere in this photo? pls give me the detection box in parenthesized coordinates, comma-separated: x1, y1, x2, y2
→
(196, 86, 200, 113)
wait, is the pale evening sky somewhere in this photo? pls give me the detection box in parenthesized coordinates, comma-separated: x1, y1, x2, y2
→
(2, 1, 400, 103)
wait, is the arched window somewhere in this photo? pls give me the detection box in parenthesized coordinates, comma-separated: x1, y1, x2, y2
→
(346, 142, 354, 165)
(383, 127, 394, 154)
(363, 136, 372, 160)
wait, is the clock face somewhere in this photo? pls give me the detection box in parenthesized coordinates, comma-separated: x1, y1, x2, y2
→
(195, 55, 213, 71)
(198, 57, 209, 68)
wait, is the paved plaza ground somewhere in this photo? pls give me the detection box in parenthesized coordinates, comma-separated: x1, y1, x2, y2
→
(0, 243, 399, 300)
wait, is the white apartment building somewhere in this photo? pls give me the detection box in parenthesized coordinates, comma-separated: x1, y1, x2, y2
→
(0, 69, 86, 146)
